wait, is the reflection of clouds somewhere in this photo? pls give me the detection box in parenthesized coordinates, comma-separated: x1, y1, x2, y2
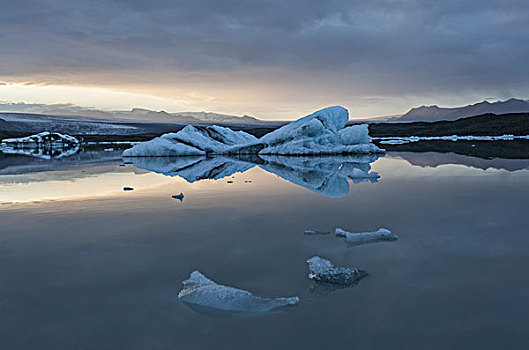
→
(127, 155, 381, 198)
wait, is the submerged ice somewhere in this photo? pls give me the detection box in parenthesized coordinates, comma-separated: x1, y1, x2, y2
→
(178, 271, 299, 316)
(307, 256, 367, 285)
(123, 106, 384, 157)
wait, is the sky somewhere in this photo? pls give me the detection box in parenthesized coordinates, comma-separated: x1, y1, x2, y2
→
(1, 0, 528, 120)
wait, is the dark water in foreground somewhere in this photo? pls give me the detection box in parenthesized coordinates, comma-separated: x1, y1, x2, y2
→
(0, 150, 529, 349)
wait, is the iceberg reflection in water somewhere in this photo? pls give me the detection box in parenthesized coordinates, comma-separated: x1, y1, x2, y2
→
(124, 154, 381, 198)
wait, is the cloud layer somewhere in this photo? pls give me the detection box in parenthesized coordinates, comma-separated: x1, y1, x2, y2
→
(1, 0, 528, 117)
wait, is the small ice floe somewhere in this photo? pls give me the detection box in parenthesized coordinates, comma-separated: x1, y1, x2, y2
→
(335, 227, 397, 246)
(104, 148, 114, 152)
(178, 271, 299, 317)
(123, 187, 134, 191)
(379, 139, 410, 145)
(304, 229, 331, 235)
(307, 256, 367, 285)
(172, 193, 184, 201)
(1, 131, 80, 147)
(0, 132, 81, 159)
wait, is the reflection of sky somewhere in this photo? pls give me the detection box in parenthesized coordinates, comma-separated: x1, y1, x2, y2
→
(1, 153, 529, 348)
(1, 154, 529, 204)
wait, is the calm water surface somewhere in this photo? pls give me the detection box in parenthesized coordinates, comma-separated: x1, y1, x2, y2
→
(0, 150, 528, 349)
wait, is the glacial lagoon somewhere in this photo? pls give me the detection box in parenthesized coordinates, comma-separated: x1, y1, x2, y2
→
(1, 148, 529, 349)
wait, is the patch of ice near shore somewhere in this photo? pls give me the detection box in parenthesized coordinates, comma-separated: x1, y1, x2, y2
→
(122, 106, 384, 157)
(335, 227, 398, 245)
(1, 132, 81, 159)
(1, 131, 80, 146)
(375, 134, 529, 144)
(307, 256, 367, 285)
(178, 271, 299, 316)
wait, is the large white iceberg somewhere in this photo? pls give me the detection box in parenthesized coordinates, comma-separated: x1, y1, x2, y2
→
(307, 256, 367, 285)
(259, 107, 380, 155)
(122, 106, 384, 157)
(178, 271, 299, 316)
(335, 227, 398, 246)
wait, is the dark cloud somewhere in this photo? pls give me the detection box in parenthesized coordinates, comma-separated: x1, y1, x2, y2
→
(1, 0, 528, 107)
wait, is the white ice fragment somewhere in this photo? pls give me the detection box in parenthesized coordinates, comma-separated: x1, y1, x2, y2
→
(306, 256, 367, 285)
(379, 139, 410, 145)
(178, 271, 299, 316)
(335, 227, 397, 245)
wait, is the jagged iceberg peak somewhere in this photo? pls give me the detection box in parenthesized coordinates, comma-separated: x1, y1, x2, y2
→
(122, 106, 384, 157)
(335, 227, 398, 246)
(178, 271, 299, 317)
(260, 106, 382, 155)
(307, 256, 367, 285)
(122, 125, 258, 157)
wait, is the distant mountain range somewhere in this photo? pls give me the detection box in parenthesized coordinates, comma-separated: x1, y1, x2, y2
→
(398, 98, 529, 122)
(0, 103, 264, 125)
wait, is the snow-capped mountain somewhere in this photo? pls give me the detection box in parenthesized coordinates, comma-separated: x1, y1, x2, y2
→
(398, 98, 529, 122)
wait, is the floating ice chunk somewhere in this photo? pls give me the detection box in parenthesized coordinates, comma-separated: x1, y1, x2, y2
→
(178, 271, 299, 316)
(0, 132, 81, 159)
(379, 139, 410, 145)
(304, 229, 331, 235)
(307, 256, 367, 285)
(335, 227, 397, 246)
(1, 131, 80, 147)
(122, 125, 258, 157)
